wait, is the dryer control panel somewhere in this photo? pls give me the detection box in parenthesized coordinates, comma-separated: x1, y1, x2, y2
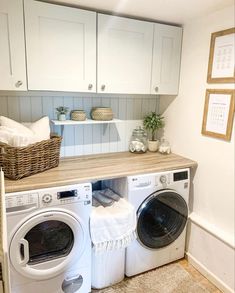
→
(6, 193, 39, 213)
(39, 183, 92, 207)
(6, 183, 92, 211)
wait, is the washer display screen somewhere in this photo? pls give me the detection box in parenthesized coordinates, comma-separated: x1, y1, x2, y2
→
(137, 190, 188, 249)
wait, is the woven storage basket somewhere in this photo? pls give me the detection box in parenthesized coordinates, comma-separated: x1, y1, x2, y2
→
(0, 135, 62, 180)
(91, 107, 113, 121)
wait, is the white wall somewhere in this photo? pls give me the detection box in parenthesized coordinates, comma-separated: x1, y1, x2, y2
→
(160, 5, 234, 292)
(0, 92, 158, 157)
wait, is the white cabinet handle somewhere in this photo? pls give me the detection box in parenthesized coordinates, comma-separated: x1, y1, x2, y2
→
(101, 85, 106, 91)
(88, 84, 93, 90)
(15, 80, 23, 88)
(155, 86, 159, 93)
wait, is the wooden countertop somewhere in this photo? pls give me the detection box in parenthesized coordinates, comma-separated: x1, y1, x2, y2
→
(5, 152, 197, 193)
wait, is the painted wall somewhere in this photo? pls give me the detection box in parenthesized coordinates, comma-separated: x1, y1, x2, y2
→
(160, 5, 234, 292)
(0, 92, 158, 156)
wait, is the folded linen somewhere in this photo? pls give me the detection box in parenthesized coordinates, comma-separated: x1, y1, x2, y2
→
(0, 116, 50, 147)
(90, 198, 137, 253)
(92, 190, 114, 207)
(0, 126, 35, 147)
(99, 188, 121, 202)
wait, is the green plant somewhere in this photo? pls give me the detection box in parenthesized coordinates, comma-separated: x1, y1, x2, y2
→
(143, 112, 164, 141)
(56, 106, 69, 115)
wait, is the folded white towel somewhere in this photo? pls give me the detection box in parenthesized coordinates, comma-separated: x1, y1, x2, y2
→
(0, 126, 35, 147)
(0, 116, 50, 147)
(90, 198, 137, 253)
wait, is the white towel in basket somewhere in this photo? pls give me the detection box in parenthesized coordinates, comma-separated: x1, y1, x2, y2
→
(90, 198, 136, 253)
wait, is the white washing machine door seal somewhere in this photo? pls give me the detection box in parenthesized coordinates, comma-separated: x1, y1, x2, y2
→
(10, 210, 86, 280)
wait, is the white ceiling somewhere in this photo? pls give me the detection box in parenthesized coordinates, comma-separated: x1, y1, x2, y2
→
(47, 0, 234, 25)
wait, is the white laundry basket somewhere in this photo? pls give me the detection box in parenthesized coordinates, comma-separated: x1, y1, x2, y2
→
(91, 248, 125, 289)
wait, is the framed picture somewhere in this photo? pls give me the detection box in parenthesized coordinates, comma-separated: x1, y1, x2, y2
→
(207, 28, 235, 83)
(201, 89, 235, 141)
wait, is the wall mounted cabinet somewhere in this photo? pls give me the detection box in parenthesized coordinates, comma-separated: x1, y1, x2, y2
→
(151, 24, 182, 95)
(0, 0, 27, 91)
(24, 0, 96, 92)
(97, 14, 154, 94)
(0, 0, 182, 95)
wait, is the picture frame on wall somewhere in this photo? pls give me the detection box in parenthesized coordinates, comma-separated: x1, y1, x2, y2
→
(201, 89, 235, 141)
(207, 27, 235, 83)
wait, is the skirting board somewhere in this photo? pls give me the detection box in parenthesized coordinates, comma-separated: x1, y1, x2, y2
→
(186, 253, 234, 293)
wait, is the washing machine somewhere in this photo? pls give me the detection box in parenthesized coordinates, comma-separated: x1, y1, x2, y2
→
(5, 183, 92, 293)
(109, 168, 190, 277)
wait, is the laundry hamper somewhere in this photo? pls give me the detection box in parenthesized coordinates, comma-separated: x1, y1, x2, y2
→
(0, 134, 62, 180)
(92, 248, 125, 289)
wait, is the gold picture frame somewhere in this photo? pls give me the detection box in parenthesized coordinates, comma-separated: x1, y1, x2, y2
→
(201, 89, 235, 141)
(207, 28, 235, 83)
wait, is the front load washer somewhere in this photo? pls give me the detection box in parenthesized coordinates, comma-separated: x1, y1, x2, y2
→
(6, 183, 92, 293)
(108, 168, 190, 277)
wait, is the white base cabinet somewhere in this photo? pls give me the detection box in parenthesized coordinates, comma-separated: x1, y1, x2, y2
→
(0, 0, 27, 91)
(24, 0, 96, 92)
(151, 24, 183, 95)
(97, 14, 154, 94)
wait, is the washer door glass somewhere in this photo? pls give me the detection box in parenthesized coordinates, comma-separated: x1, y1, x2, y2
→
(137, 190, 188, 249)
(10, 210, 85, 280)
(21, 220, 74, 265)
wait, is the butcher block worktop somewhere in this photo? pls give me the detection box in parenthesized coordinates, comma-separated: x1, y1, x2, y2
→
(5, 152, 197, 193)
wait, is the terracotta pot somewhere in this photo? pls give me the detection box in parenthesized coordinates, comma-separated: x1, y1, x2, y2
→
(148, 140, 159, 152)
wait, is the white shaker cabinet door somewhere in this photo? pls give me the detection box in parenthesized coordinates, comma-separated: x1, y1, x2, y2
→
(98, 14, 153, 94)
(151, 24, 182, 95)
(24, 0, 96, 92)
(0, 0, 27, 91)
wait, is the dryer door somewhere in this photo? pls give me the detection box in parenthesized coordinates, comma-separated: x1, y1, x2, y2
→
(137, 189, 188, 249)
(9, 210, 86, 280)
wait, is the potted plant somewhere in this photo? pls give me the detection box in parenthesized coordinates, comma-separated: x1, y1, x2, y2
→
(143, 112, 164, 152)
(56, 106, 69, 121)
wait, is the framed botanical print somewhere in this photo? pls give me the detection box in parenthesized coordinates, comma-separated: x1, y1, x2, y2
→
(207, 28, 235, 83)
(201, 89, 235, 141)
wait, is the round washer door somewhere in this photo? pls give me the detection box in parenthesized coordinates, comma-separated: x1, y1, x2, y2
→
(137, 189, 188, 249)
(10, 210, 86, 280)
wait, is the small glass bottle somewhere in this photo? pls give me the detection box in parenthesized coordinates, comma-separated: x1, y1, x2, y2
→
(129, 127, 148, 154)
(158, 138, 171, 154)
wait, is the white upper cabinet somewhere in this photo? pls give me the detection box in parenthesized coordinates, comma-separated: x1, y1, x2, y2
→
(0, 0, 27, 91)
(151, 24, 182, 95)
(97, 14, 154, 94)
(24, 0, 96, 92)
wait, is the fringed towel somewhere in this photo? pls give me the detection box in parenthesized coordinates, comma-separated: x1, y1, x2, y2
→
(90, 198, 136, 253)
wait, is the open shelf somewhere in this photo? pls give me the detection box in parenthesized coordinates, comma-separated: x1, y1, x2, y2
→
(51, 118, 123, 126)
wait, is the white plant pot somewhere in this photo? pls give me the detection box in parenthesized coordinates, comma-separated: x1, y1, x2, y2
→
(58, 114, 66, 121)
(148, 140, 159, 152)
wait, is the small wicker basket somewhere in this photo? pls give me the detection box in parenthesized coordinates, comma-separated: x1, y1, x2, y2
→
(91, 107, 113, 121)
(71, 110, 86, 121)
(0, 135, 62, 180)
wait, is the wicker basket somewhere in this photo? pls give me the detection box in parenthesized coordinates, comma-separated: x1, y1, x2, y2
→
(91, 107, 113, 121)
(71, 110, 86, 121)
(0, 135, 62, 180)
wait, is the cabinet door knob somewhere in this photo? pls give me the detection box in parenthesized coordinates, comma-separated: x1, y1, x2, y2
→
(15, 80, 23, 88)
(88, 84, 93, 90)
(101, 85, 106, 91)
(155, 86, 159, 93)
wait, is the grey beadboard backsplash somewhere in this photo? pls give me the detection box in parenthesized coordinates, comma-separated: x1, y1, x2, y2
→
(0, 92, 159, 157)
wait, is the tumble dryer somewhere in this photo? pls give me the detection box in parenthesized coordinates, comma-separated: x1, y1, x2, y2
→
(6, 183, 92, 293)
(110, 168, 190, 277)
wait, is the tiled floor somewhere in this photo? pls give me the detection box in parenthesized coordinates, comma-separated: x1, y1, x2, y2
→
(92, 258, 222, 293)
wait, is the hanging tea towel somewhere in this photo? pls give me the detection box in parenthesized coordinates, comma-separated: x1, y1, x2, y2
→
(90, 198, 136, 253)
